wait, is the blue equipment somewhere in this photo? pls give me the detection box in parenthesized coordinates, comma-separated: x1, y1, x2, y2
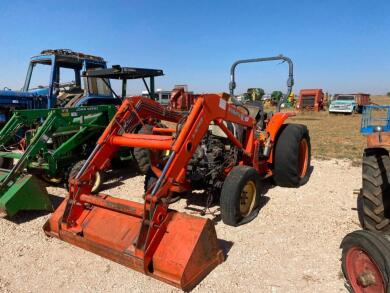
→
(360, 105, 390, 134)
(0, 49, 120, 123)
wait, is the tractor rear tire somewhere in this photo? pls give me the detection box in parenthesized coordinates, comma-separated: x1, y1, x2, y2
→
(68, 160, 104, 194)
(340, 230, 390, 293)
(220, 166, 262, 226)
(359, 148, 390, 233)
(133, 124, 153, 174)
(273, 124, 311, 187)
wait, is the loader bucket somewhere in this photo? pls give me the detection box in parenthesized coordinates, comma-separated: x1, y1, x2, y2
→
(44, 196, 224, 291)
(0, 172, 52, 217)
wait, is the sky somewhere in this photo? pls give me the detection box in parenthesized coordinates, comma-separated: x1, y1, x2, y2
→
(0, 0, 389, 95)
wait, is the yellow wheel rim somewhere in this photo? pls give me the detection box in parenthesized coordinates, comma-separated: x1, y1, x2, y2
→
(240, 180, 256, 217)
(91, 171, 102, 193)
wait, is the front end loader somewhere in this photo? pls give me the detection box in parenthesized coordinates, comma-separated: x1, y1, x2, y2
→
(0, 105, 117, 216)
(44, 55, 311, 290)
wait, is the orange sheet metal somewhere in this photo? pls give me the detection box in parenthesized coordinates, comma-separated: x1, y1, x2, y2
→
(367, 132, 390, 148)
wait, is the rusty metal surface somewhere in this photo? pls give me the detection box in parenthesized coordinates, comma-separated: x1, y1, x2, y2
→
(297, 89, 324, 111)
(367, 132, 390, 148)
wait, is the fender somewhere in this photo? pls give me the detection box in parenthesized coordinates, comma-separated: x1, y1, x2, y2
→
(266, 111, 295, 163)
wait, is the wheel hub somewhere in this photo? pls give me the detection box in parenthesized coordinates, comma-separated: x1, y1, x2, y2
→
(345, 246, 385, 293)
(240, 180, 256, 217)
(357, 270, 377, 287)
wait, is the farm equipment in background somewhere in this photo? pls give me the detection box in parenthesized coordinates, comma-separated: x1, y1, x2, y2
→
(0, 66, 165, 217)
(329, 93, 370, 114)
(340, 105, 390, 292)
(168, 85, 197, 111)
(44, 55, 311, 290)
(0, 105, 117, 216)
(357, 105, 390, 234)
(340, 230, 390, 293)
(0, 49, 120, 125)
(241, 88, 265, 102)
(296, 89, 324, 111)
(270, 90, 283, 106)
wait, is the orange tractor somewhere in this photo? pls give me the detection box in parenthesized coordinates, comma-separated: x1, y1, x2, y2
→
(44, 55, 311, 290)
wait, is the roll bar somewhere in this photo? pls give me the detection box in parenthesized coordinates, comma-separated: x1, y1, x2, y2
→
(229, 55, 294, 112)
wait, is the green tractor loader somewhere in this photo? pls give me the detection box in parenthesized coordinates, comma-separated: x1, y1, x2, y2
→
(0, 105, 117, 216)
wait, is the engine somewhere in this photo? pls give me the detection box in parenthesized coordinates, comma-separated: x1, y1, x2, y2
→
(186, 129, 238, 191)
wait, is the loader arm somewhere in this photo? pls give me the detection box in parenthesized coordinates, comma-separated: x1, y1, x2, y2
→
(0, 105, 117, 216)
(134, 94, 257, 262)
(0, 108, 54, 148)
(49, 113, 109, 161)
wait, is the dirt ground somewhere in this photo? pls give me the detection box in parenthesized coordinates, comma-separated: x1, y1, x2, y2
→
(0, 159, 360, 293)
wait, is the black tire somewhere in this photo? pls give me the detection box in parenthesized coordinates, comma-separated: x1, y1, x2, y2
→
(220, 166, 262, 226)
(144, 169, 181, 203)
(68, 160, 104, 194)
(133, 124, 153, 174)
(273, 124, 311, 187)
(0, 157, 13, 169)
(359, 148, 390, 233)
(340, 230, 390, 292)
(144, 168, 157, 192)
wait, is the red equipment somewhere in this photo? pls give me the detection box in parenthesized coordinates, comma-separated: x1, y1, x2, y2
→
(44, 55, 311, 290)
(44, 96, 224, 290)
(296, 89, 324, 111)
(168, 86, 198, 111)
(341, 230, 390, 293)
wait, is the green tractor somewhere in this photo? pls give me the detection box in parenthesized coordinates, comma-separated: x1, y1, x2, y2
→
(0, 105, 117, 216)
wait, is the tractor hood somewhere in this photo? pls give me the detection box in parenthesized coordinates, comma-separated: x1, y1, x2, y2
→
(0, 89, 41, 99)
(0, 89, 48, 117)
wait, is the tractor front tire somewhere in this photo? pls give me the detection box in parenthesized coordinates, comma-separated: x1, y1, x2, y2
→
(273, 124, 311, 187)
(340, 230, 390, 293)
(359, 148, 390, 233)
(133, 124, 153, 174)
(220, 166, 262, 226)
(68, 160, 104, 194)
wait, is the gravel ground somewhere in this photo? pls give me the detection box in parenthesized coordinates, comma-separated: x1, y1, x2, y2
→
(0, 159, 360, 293)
